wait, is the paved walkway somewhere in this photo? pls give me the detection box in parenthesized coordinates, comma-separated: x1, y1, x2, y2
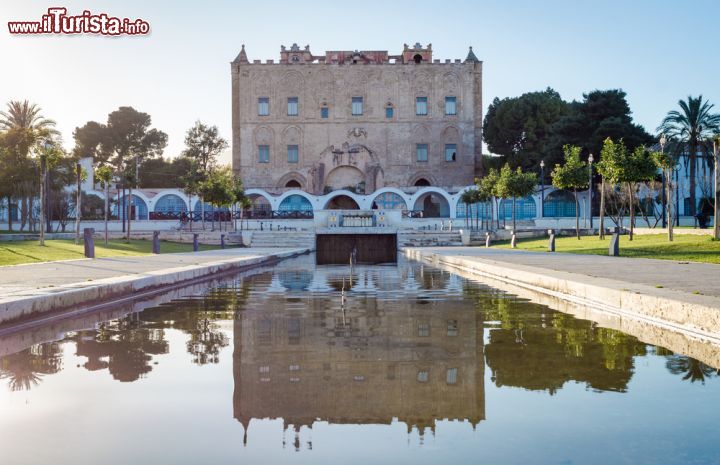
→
(414, 247, 720, 298)
(0, 248, 308, 325)
(0, 248, 298, 296)
(405, 247, 720, 340)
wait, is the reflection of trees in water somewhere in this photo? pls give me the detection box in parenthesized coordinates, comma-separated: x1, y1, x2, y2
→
(465, 284, 647, 394)
(74, 318, 169, 382)
(0, 343, 63, 391)
(143, 281, 250, 365)
(665, 354, 719, 384)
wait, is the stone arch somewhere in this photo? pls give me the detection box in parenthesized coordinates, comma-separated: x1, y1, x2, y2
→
(278, 70, 304, 95)
(408, 171, 437, 187)
(253, 126, 274, 145)
(277, 171, 307, 190)
(325, 165, 365, 193)
(323, 191, 361, 210)
(412, 191, 451, 218)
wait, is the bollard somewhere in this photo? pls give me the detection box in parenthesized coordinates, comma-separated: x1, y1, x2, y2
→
(83, 228, 95, 258)
(485, 231, 492, 248)
(260, 222, 264, 231)
(609, 227, 620, 256)
(511, 230, 517, 249)
(548, 229, 556, 252)
(152, 231, 160, 254)
(220, 234, 226, 249)
(193, 233, 199, 252)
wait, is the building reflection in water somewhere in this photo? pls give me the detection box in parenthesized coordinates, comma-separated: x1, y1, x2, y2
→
(232, 260, 485, 449)
(0, 254, 718, 453)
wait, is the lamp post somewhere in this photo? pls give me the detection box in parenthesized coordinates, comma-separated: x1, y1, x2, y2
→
(587, 153, 594, 229)
(39, 140, 52, 246)
(660, 134, 667, 228)
(713, 136, 719, 240)
(540, 159, 545, 218)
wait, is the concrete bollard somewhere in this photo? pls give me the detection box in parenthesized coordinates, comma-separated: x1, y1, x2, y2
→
(511, 230, 517, 249)
(485, 232, 491, 248)
(548, 229, 556, 252)
(609, 227, 620, 256)
(220, 234, 226, 249)
(152, 231, 160, 254)
(193, 233, 200, 252)
(83, 228, 95, 258)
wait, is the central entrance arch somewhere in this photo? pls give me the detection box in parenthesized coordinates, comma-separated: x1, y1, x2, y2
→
(325, 166, 364, 193)
(325, 195, 360, 210)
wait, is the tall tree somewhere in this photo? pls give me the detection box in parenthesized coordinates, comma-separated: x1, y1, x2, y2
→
(496, 164, 537, 233)
(657, 95, 720, 216)
(549, 89, 653, 158)
(75, 107, 167, 241)
(652, 149, 677, 241)
(0, 101, 59, 231)
(483, 88, 568, 171)
(181, 121, 228, 229)
(551, 145, 589, 239)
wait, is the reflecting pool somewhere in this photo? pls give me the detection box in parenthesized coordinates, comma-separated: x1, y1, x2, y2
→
(0, 255, 719, 465)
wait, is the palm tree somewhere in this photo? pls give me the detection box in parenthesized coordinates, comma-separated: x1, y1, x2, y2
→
(0, 101, 59, 232)
(657, 96, 720, 216)
(0, 100, 57, 132)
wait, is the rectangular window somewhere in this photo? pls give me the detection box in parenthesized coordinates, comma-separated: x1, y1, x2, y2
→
(258, 97, 269, 116)
(416, 144, 428, 162)
(321, 107, 329, 118)
(287, 97, 298, 116)
(258, 145, 270, 163)
(352, 97, 363, 115)
(417, 370, 429, 383)
(447, 320, 458, 337)
(289, 364, 300, 371)
(445, 96, 457, 115)
(446, 368, 458, 385)
(416, 97, 428, 116)
(259, 366, 270, 373)
(386, 106, 394, 118)
(287, 145, 298, 163)
(445, 144, 457, 162)
(418, 322, 430, 337)
(288, 318, 301, 345)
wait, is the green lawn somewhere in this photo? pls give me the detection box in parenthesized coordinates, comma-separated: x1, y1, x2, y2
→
(0, 239, 221, 266)
(496, 234, 720, 264)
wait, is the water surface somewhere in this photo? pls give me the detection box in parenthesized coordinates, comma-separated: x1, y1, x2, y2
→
(1, 255, 718, 465)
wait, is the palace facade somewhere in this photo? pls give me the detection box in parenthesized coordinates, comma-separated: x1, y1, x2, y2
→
(231, 43, 483, 196)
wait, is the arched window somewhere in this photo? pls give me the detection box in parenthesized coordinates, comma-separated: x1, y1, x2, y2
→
(154, 194, 187, 214)
(414, 178, 431, 187)
(413, 54, 423, 64)
(456, 198, 492, 219)
(499, 196, 537, 220)
(114, 195, 148, 220)
(372, 192, 407, 210)
(278, 194, 312, 212)
(543, 190, 576, 217)
(285, 180, 301, 189)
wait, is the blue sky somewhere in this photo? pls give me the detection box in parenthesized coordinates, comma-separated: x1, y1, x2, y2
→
(2, 0, 718, 162)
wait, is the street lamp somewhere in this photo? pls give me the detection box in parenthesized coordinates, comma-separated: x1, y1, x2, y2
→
(713, 136, 719, 240)
(39, 140, 52, 246)
(587, 153, 594, 229)
(660, 134, 667, 228)
(539, 160, 545, 218)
